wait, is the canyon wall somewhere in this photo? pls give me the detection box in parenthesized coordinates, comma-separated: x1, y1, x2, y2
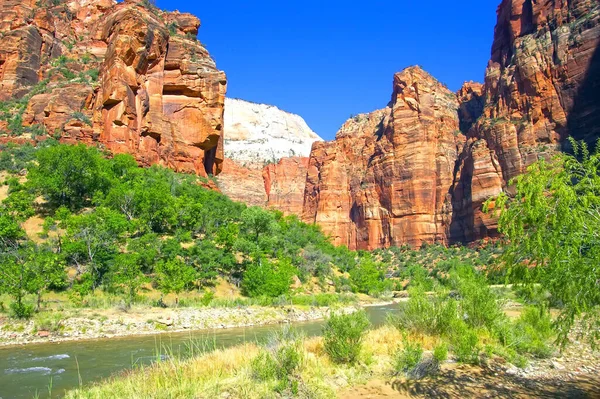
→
(1, 0, 598, 248)
(0, 0, 226, 176)
(452, 0, 600, 242)
(303, 67, 461, 249)
(302, 0, 600, 249)
(217, 99, 320, 214)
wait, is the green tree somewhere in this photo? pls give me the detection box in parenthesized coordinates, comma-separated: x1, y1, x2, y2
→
(0, 209, 25, 248)
(108, 253, 147, 306)
(27, 144, 112, 210)
(0, 244, 36, 318)
(155, 258, 197, 305)
(241, 206, 276, 243)
(2, 180, 35, 220)
(349, 258, 389, 295)
(62, 207, 128, 286)
(242, 258, 295, 298)
(27, 245, 67, 311)
(488, 140, 600, 346)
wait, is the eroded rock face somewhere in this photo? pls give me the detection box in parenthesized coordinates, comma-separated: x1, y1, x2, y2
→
(452, 0, 600, 241)
(263, 157, 309, 216)
(217, 159, 267, 207)
(475, 0, 600, 182)
(0, 0, 226, 177)
(217, 98, 320, 213)
(303, 67, 461, 250)
(302, 1, 600, 249)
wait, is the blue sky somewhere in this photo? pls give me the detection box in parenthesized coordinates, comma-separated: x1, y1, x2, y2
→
(155, 0, 500, 140)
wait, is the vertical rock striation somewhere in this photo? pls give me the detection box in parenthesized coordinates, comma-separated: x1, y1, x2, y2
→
(303, 67, 461, 250)
(302, 0, 600, 249)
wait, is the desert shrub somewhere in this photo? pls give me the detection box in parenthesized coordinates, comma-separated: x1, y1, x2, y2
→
(251, 351, 279, 381)
(393, 285, 459, 336)
(393, 338, 423, 374)
(9, 302, 34, 319)
(199, 290, 215, 306)
(450, 264, 504, 330)
(323, 310, 370, 364)
(34, 312, 64, 332)
(402, 264, 434, 291)
(497, 306, 554, 358)
(449, 320, 480, 364)
(433, 342, 448, 363)
(251, 327, 303, 394)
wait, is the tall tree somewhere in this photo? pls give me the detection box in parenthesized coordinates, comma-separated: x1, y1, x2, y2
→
(489, 140, 600, 346)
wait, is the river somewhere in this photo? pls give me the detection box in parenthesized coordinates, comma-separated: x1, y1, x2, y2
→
(0, 304, 398, 399)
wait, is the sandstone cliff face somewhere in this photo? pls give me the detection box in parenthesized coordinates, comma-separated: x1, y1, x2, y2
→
(218, 159, 267, 207)
(303, 67, 461, 250)
(302, 0, 600, 249)
(0, 0, 226, 177)
(217, 99, 320, 213)
(223, 98, 321, 168)
(452, 0, 600, 242)
(263, 157, 309, 216)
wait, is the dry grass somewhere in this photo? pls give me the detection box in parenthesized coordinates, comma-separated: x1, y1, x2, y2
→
(64, 327, 405, 399)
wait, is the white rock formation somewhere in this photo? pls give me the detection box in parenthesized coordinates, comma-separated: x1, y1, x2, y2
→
(224, 98, 322, 168)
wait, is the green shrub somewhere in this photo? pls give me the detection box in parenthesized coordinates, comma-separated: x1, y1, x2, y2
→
(34, 312, 64, 332)
(251, 351, 279, 381)
(433, 342, 448, 363)
(393, 285, 459, 336)
(242, 258, 295, 298)
(498, 306, 554, 358)
(449, 320, 479, 364)
(349, 258, 390, 295)
(393, 339, 423, 374)
(251, 328, 303, 393)
(323, 311, 370, 364)
(199, 290, 215, 306)
(9, 302, 34, 319)
(451, 264, 504, 330)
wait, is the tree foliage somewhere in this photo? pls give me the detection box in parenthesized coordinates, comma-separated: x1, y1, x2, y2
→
(488, 139, 600, 346)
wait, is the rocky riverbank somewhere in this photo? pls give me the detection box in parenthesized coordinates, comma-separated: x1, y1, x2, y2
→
(0, 304, 359, 347)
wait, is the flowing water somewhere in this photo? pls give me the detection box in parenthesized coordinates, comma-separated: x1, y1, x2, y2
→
(0, 304, 398, 399)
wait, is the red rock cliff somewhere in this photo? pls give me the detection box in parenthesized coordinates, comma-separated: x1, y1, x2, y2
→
(451, 0, 600, 242)
(263, 157, 309, 216)
(0, 0, 226, 177)
(303, 67, 461, 250)
(302, 0, 600, 248)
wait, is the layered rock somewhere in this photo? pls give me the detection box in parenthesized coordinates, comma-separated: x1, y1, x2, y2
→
(452, 0, 600, 242)
(217, 159, 267, 207)
(0, 0, 226, 177)
(303, 67, 461, 250)
(223, 98, 321, 168)
(302, 1, 600, 249)
(475, 0, 600, 182)
(263, 157, 309, 216)
(217, 99, 320, 213)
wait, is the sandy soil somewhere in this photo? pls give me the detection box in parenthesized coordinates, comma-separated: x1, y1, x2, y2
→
(340, 335, 600, 399)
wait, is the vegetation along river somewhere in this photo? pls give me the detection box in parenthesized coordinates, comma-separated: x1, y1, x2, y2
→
(0, 304, 397, 399)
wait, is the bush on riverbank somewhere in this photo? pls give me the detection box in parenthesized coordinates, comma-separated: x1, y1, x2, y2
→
(323, 310, 371, 364)
(388, 262, 554, 368)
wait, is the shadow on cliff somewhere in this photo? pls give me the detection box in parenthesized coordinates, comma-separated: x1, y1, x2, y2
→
(565, 40, 600, 151)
